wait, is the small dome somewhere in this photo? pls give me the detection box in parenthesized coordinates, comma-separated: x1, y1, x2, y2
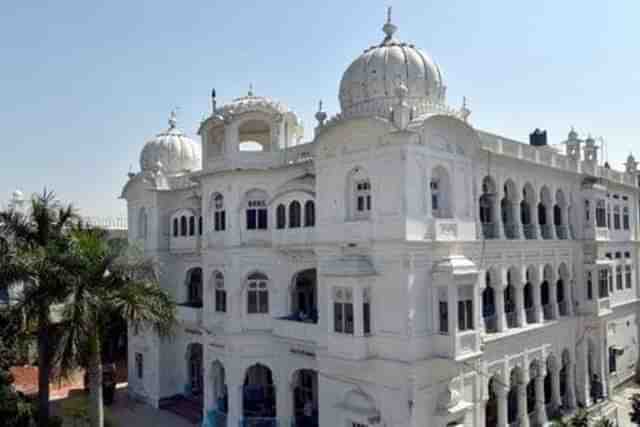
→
(11, 190, 24, 201)
(339, 8, 445, 118)
(140, 111, 201, 175)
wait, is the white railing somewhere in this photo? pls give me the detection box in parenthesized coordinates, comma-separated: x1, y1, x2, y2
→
(272, 318, 321, 343)
(82, 216, 127, 230)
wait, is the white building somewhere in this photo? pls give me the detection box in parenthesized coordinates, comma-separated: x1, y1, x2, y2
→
(121, 11, 640, 427)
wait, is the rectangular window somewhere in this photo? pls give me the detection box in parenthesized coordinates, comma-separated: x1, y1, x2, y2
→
(135, 353, 143, 379)
(247, 281, 268, 314)
(609, 347, 617, 373)
(623, 207, 630, 230)
(214, 211, 226, 231)
(614, 208, 621, 230)
(247, 201, 267, 230)
(587, 271, 593, 300)
(215, 289, 226, 312)
(585, 200, 590, 222)
(439, 301, 448, 334)
(333, 287, 354, 334)
(626, 265, 632, 289)
(363, 289, 371, 335)
(457, 300, 474, 331)
(596, 200, 606, 227)
(599, 269, 609, 298)
(616, 265, 623, 290)
(355, 180, 372, 216)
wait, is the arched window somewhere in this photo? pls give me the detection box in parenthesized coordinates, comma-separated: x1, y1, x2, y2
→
(623, 206, 630, 230)
(245, 190, 268, 230)
(213, 194, 226, 231)
(247, 272, 269, 314)
(431, 166, 451, 218)
(348, 168, 372, 220)
(180, 216, 188, 236)
(198, 216, 203, 236)
(186, 268, 203, 307)
(613, 206, 621, 230)
(173, 218, 179, 237)
(276, 204, 286, 229)
(304, 200, 315, 227)
(596, 200, 606, 228)
(214, 271, 226, 313)
(289, 201, 301, 228)
(189, 216, 196, 236)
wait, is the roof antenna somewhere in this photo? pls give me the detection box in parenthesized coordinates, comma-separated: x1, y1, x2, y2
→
(382, 5, 397, 41)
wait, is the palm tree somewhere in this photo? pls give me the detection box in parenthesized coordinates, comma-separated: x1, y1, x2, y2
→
(57, 225, 176, 427)
(0, 190, 76, 426)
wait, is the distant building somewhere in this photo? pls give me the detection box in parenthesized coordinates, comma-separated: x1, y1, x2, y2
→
(121, 11, 640, 427)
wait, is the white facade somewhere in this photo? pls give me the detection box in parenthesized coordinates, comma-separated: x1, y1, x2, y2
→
(121, 13, 640, 427)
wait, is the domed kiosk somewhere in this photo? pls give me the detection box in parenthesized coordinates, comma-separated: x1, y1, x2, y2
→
(338, 8, 446, 119)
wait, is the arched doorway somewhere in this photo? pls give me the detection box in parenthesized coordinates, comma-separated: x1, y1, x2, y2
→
(507, 368, 520, 425)
(482, 271, 497, 332)
(289, 269, 317, 323)
(243, 364, 276, 420)
(293, 369, 318, 427)
(186, 343, 204, 399)
(186, 267, 203, 307)
(485, 376, 499, 426)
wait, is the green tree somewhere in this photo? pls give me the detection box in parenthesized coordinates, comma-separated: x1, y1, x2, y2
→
(569, 409, 591, 427)
(0, 190, 76, 426)
(593, 417, 616, 427)
(630, 393, 640, 425)
(56, 226, 176, 427)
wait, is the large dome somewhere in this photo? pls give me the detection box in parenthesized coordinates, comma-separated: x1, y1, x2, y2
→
(339, 10, 446, 118)
(140, 111, 201, 175)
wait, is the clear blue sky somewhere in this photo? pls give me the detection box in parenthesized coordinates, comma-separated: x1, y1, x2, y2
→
(1, 1, 639, 218)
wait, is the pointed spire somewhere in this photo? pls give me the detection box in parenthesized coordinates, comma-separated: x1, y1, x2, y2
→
(315, 99, 327, 126)
(382, 5, 398, 42)
(168, 109, 177, 129)
(248, 83, 254, 97)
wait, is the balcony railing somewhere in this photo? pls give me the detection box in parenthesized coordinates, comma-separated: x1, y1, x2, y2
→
(523, 224, 537, 240)
(504, 223, 519, 240)
(483, 315, 498, 333)
(558, 300, 570, 316)
(540, 224, 553, 240)
(177, 303, 203, 325)
(542, 304, 555, 321)
(506, 311, 518, 328)
(556, 225, 569, 240)
(482, 222, 499, 239)
(272, 315, 321, 342)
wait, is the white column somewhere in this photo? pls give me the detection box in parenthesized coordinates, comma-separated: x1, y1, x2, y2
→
(547, 205, 557, 239)
(532, 281, 543, 323)
(517, 372, 530, 427)
(566, 360, 577, 409)
(496, 384, 509, 427)
(515, 283, 527, 327)
(227, 368, 243, 427)
(276, 379, 290, 423)
(551, 366, 562, 410)
(535, 369, 547, 426)
(577, 341, 592, 407)
(495, 188, 505, 239)
(494, 283, 507, 333)
(513, 200, 523, 239)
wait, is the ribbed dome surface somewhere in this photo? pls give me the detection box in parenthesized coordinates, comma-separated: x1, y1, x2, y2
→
(339, 12, 446, 118)
(140, 112, 201, 174)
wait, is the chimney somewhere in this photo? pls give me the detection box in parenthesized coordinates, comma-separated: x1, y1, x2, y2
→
(529, 129, 548, 147)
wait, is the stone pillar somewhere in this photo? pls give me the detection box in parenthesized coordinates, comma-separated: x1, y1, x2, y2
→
(227, 369, 243, 427)
(577, 341, 592, 407)
(566, 360, 577, 409)
(515, 283, 527, 327)
(535, 369, 547, 426)
(547, 205, 557, 239)
(494, 282, 507, 333)
(496, 384, 509, 427)
(551, 366, 562, 410)
(517, 373, 530, 427)
(530, 202, 539, 239)
(276, 379, 290, 423)
(513, 200, 523, 239)
(495, 185, 505, 239)
(532, 281, 543, 323)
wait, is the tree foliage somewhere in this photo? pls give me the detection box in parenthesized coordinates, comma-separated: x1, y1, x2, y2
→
(630, 393, 640, 425)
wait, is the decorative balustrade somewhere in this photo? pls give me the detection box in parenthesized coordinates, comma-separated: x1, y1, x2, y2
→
(522, 224, 537, 240)
(505, 311, 518, 328)
(482, 222, 499, 239)
(555, 225, 569, 240)
(483, 315, 498, 333)
(504, 223, 519, 240)
(540, 225, 554, 240)
(558, 300, 570, 316)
